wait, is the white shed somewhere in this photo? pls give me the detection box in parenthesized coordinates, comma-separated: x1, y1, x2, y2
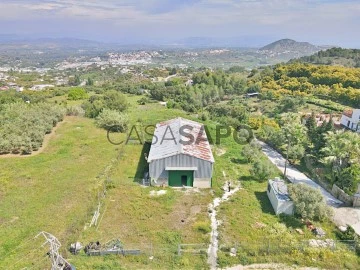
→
(267, 178, 294, 215)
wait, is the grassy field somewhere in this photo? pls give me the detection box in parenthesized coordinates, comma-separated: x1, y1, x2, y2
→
(70, 98, 213, 269)
(216, 161, 360, 269)
(0, 94, 358, 269)
(0, 116, 120, 269)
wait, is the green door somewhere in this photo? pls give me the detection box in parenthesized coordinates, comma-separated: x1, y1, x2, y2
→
(168, 171, 193, 187)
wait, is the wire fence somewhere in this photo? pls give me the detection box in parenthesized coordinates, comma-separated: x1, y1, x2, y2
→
(218, 239, 358, 257)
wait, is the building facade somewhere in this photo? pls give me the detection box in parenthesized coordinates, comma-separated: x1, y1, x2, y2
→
(340, 109, 360, 133)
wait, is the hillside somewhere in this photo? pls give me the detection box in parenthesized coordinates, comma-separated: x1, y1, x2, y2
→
(290, 47, 360, 67)
(259, 39, 321, 58)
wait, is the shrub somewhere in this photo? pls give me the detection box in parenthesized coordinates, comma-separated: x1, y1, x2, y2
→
(336, 226, 356, 241)
(242, 140, 261, 163)
(82, 91, 128, 118)
(67, 87, 88, 100)
(288, 184, 333, 221)
(250, 159, 273, 181)
(95, 109, 129, 132)
(193, 221, 211, 234)
(199, 111, 210, 121)
(137, 97, 149, 105)
(66, 105, 85, 116)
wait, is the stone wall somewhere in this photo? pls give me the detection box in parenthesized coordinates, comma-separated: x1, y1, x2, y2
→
(353, 195, 360, 208)
(331, 184, 354, 206)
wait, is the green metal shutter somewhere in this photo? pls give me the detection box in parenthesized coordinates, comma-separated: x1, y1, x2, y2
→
(168, 171, 193, 187)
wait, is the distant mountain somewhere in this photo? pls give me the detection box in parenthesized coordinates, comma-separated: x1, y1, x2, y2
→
(259, 39, 322, 58)
(290, 47, 360, 67)
(172, 36, 277, 48)
(0, 37, 118, 53)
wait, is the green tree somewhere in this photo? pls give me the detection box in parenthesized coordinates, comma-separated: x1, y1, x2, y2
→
(68, 87, 88, 100)
(250, 159, 273, 181)
(288, 184, 333, 221)
(69, 74, 81, 86)
(280, 113, 308, 176)
(322, 130, 360, 189)
(103, 90, 128, 112)
(242, 140, 261, 163)
(322, 131, 360, 174)
(86, 77, 94, 86)
(74, 75, 81, 86)
(95, 109, 129, 132)
(305, 113, 317, 138)
(337, 164, 360, 195)
(169, 67, 177, 75)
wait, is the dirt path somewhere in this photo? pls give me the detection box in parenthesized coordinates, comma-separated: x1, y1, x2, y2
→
(208, 180, 241, 270)
(0, 117, 68, 158)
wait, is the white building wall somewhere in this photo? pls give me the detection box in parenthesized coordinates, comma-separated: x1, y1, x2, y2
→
(340, 115, 352, 127)
(340, 109, 360, 132)
(277, 200, 294, 215)
(193, 178, 212, 188)
(267, 185, 294, 215)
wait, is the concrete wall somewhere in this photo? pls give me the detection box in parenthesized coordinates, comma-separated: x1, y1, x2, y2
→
(331, 184, 353, 206)
(193, 178, 211, 188)
(353, 195, 360, 208)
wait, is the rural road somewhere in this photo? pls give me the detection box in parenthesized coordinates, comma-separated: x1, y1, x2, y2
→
(257, 140, 360, 235)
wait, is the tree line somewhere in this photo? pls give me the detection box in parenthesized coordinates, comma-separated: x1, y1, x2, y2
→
(0, 102, 65, 154)
(260, 63, 360, 107)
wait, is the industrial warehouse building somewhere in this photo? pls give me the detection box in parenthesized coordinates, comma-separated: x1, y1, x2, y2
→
(147, 118, 214, 188)
(267, 178, 294, 215)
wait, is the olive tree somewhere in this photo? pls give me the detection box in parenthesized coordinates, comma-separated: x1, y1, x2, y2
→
(95, 109, 129, 132)
(288, 184, 333, 221)
(250, 159, 274, 181)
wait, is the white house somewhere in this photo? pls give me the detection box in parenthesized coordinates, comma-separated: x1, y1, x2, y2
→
(340, 109, 360, 133)
(267, 178, 294, 215)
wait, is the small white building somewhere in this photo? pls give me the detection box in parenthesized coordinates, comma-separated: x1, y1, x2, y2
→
(340, 109, 360, 133)
(30, 84, 55, 91)
(267, 178, 294, 215)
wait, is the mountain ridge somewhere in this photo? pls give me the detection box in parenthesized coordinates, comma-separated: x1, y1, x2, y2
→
(259, 38, 323, 56)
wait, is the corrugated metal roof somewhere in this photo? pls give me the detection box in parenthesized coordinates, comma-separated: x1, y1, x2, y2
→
(147, 117, 215, 163)
(165, 167, 198, 171)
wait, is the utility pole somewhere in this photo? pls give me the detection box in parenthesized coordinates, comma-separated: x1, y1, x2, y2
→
(36, 231, 73, 270)
(283, 136, 291, 179)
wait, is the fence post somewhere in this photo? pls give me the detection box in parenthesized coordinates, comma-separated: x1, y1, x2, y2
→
(178, 244, 181, 256)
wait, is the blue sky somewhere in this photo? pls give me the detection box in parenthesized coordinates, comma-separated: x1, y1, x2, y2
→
(0, 0, 359, 47)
